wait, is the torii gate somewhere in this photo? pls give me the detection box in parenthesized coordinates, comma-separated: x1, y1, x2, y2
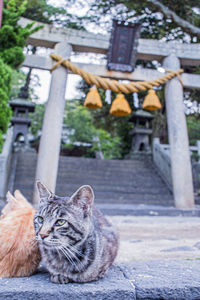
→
(20, 18, 200, 209)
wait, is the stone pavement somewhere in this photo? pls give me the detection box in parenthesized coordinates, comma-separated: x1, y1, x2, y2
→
(0, 260, 200, 299)
(110, 215, 200, 261)
(0, 215, 200, 299)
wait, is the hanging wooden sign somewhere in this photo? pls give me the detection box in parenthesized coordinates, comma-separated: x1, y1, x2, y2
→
(107, 20, 141, 73)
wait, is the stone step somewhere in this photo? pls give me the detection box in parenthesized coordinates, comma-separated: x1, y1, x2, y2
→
(16, 163, 154, 175)
(15, 169, 167, 188)
(55, 183, 171, 195)
(16, 173, 162, 187)
(14, 183, 172, 201)
(12, 152, 174, 206)
(16, 153, 152, 170)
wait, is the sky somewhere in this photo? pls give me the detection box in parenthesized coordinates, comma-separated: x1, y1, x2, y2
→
(30, 69, 82, 103)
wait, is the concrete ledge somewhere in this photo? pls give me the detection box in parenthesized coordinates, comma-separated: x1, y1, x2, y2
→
(121, 260, 200, 300)
(97, 203, 200, 217)
(0, 265, 135, 300)
(1, 260, 200, 299)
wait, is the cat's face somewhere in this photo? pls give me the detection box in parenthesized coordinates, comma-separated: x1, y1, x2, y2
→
(34, 182, 94, 250)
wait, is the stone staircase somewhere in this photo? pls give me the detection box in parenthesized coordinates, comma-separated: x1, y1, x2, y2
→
(12, 151, 174, 207)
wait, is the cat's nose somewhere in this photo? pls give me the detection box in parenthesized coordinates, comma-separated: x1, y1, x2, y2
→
(40, 233, 49, 239)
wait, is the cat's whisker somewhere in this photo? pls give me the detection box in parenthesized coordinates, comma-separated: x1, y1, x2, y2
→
(59, 247, 79, 271)
(44, 240, 60, 247)
(50, 239, 60, 245)
(58, 245, 76, 267)
(68, 245, 84, 257)
(64, 247, 82, 272)
(68, 244, 93, 262)
(63, 246, 85, 271)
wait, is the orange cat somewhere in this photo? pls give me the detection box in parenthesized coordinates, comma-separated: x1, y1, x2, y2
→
(0, 190, 41, 277)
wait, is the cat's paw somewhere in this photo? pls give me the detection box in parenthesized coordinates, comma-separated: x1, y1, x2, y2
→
(51, 274, 69, 284)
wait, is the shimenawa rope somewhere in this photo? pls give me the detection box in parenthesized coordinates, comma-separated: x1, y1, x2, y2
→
(50, 53, 184, 93)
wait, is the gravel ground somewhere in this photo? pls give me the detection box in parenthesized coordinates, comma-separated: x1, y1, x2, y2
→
(108, 216, 200, 262)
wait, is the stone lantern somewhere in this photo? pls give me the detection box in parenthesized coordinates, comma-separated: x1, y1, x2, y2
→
(9, 86, 35, 147)
(128, 109, 154, 157)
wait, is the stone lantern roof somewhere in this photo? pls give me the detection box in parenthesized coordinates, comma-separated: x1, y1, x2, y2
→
(129, 109, 154, 123)
(9, 99, 35, 112)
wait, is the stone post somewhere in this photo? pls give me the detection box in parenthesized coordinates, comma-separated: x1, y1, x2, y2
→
(33, 42, 72, 204)
(197, 140, 200, 163)
(163, 53, 194, 209)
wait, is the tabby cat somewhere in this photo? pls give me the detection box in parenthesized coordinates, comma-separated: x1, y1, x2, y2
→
(34, 181, 119, 284)
(0, 190, 41, 277)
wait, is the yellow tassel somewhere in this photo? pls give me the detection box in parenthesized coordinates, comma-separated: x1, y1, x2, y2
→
(142, 89, 162, 111)
(84, 87, 102, 109)
(110, 93, 132, 117)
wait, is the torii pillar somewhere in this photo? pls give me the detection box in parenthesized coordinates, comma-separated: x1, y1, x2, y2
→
(163, 53, 194, 209)
(33, 42, 72, 204)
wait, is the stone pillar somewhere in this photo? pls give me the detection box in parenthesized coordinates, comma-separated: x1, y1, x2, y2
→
(197, 140, 200, 163)
(163, 53, 194, 209)
(33, 42, 72, 204)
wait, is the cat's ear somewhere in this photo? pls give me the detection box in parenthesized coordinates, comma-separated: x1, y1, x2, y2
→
(14, 190, 32, 209)
(36, 181, 53, 202)
(70, 185, 94, 216)
(1, 191, 26, 216)
(2, 191, 18, 216)
(14, 190, 26, 202)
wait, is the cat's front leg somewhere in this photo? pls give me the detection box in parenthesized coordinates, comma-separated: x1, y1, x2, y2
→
(51, 274, 69, 284)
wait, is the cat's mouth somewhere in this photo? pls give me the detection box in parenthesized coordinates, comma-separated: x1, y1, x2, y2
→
(41, 239, 60, 248)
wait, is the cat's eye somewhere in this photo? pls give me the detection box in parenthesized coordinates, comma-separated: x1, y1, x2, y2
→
(37, 216, 44, 224)
(55, 219, 66, 226)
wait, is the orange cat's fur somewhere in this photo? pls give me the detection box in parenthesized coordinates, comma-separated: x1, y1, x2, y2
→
(0, 190, 41, 277)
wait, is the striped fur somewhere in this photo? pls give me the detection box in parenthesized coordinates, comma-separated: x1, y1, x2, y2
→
(34, 182, 119, 284)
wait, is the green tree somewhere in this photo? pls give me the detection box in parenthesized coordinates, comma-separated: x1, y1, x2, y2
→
(0, 59, 12, 151)
(22, 0, 87, 30)
(187, 114, 200, 145)
(0, 0, 41, 152)
(30, 104, 45, 136)
(64, 101, 122, 159)
(87, 0, 200, 41)
(0, 0, 42, 67)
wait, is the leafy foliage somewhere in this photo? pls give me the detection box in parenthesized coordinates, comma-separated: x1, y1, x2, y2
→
(0, 0, 42, 67)
(22, 0, 87, 30)
(9, 69, 26, 99)
(91, 129, 121, 159)
(0, 0, 41, 151)
(0, 58, 12, 152)
(64, 101, 122, 159)
(187, 115, 200, 145)
(30, 104, 45, 136)
(86, 0, 200, 41)
(65, 103, 96, 143)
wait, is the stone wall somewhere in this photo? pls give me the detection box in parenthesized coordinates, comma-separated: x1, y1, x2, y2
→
(0, 128, 13, 200)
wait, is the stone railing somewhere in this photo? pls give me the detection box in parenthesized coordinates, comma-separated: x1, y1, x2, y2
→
(152, 138, 173, 191)
(152, 138, 200, 192)
(191, 141, 200, 191)
(0, 128, 13, 200)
